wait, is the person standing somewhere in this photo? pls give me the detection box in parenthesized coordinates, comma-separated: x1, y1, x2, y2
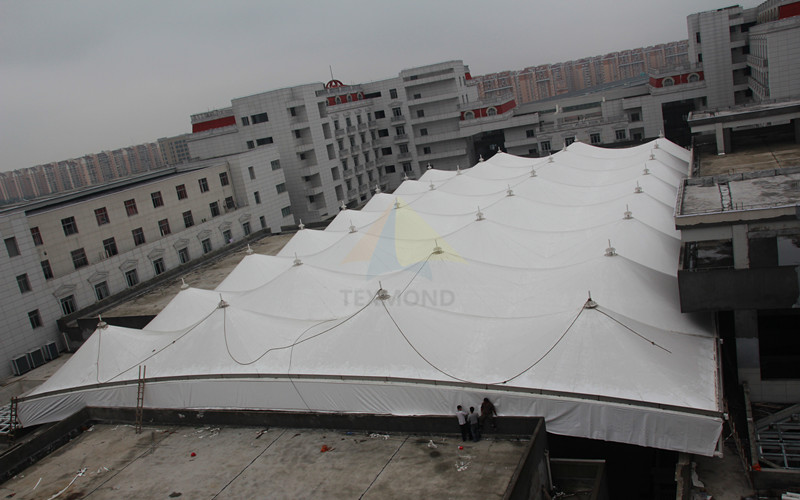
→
(480, 397, 497, 431)
(467, 406, 480, 442)
(456, 405, 469, 441)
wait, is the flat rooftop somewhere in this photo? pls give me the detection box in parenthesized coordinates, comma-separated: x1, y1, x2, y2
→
(0, 425, 526, 499)
(678, 143, 800, 221)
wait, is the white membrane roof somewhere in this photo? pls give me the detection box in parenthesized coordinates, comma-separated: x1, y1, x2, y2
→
(18, 139, 722, 456)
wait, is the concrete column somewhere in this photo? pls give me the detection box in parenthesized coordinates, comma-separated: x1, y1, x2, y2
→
(794, 118, 800, 144)
(715, 123, 728, 154)
(732, 224, 749, 269)
(734, 309, 761, 395)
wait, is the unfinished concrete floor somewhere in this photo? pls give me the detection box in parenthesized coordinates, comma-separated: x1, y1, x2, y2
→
(1, 425, 525, 499)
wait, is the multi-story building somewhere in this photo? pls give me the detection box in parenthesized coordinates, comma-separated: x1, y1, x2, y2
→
(157, 134, 192, 166)
(0, 154, 292, 378)
(187, 61, 479, 225)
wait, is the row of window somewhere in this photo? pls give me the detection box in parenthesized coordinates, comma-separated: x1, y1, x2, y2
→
(32, 174, 231, 244)
(24, 220, 264, 329)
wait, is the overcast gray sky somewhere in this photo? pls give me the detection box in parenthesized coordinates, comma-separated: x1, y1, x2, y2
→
(1, 0, 759, 171)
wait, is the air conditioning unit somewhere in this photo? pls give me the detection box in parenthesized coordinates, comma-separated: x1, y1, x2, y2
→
(42, 341, 59, 361)
(11, 354, 31, 376)
(27, 348, 46, 369)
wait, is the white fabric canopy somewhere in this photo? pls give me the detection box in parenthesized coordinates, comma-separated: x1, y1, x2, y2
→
(18, 139, 723, 456)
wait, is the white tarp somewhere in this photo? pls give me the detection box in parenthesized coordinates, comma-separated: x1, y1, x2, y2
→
(18, 139, 723, 456)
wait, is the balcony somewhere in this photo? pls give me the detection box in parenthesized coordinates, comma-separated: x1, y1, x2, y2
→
(394, 134, 409, 143)
(398, 151, 412, 159)
(355, 163, 365, 173)
(346, 126, 357, 134)
(335, 128, 345, 137)
(351, 144, 361, 153)
(390, 114, 406, 123)
(368, 120, 379, 128)
(365, 160, 376, 169)
(338, 149, 350, 158)
(359, 184, 368, 193)
(358, 123, 367, 131)
(344, 169, 354, 179)
(747, 54, 768, 68)
(347, 188, 358, 199)
(305, 185, 325, 197)
(361, 140, 371, 149)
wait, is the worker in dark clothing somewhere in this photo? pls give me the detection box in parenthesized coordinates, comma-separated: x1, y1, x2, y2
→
(480, 397, 497, 430)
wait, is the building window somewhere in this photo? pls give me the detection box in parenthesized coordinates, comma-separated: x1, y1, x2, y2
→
(392, 107, 402, 117)
(132, 227, 146, 246)
(271, 160, 281, 170)
(697, 53, 703, 63)
(590, 133, 601, 144)
(375, 110, 385, 119)
(540, 141, 551, 152)
(71, 248, 88, 269)
(242, 222, 251, 236)
(198, 178, 209, 193)
(124, 199, 138, 216)
(241, 116, 250, 126)
(125, 269, 139, 287)
(178, 247, 190, 264)
(464, 111, 475, 120)
(94, 207, 110, 225)
(565, 137, 575, 146)
(153, 258, 166, 275)
(378, 129, 389, 138)
(420, 128, 428, 136)
(158, 219, 171, 236)
(281, 206, 292, 217)
(41, 260, 54, 280)
(395, 126, 405, 136)
(385, 165, 396, 174)
(248, 166, 256, 180)
(30, 227, 44, 246)
(223, 229, 233, 243)
(151, 191, 164, 208)
(381, 147, 392, 156)
(103, 237, 118, 257)
(225, 196, 235, 209)
(253, 191, 261, 204)
(399, 144, 409, 154)
(423, 147, 431, 155)
(210, 201, 220, 217)
(256, 137, 273, 146)
(16, 274, 31, 293)
(28, 310, 42, 329)
(247, 140, 255, 150)
(662, 77, 675, 87)
(94, 281, 110, 301)
(60, 295, 77, 316)
(61, 217, 78, 236)
(219, 172, 230, 186)
(416, 109, 425, 118)
(251, 112, 268, 124)
(688, 73, 700, 83)
(176, 184, 188, 200)
(630, 112, 641, 122)
(615, 129, 627, 140)
(201, 238, 213, 254)
(402, 162, 413, 173)
(389, 88, 398, 99)
(183, 210, 194, 228)
(5, 236, 20, 257)
(526, 129, 536, 138)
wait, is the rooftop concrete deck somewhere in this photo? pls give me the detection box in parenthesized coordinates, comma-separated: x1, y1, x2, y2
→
(1, 424, 526, 499)
(103, 233, 293, 318)
(697, 142, 800, 177)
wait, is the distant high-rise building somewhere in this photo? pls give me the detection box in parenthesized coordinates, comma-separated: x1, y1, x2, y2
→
(0, 142, 167, 204)
(473, 41, 690, 103)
